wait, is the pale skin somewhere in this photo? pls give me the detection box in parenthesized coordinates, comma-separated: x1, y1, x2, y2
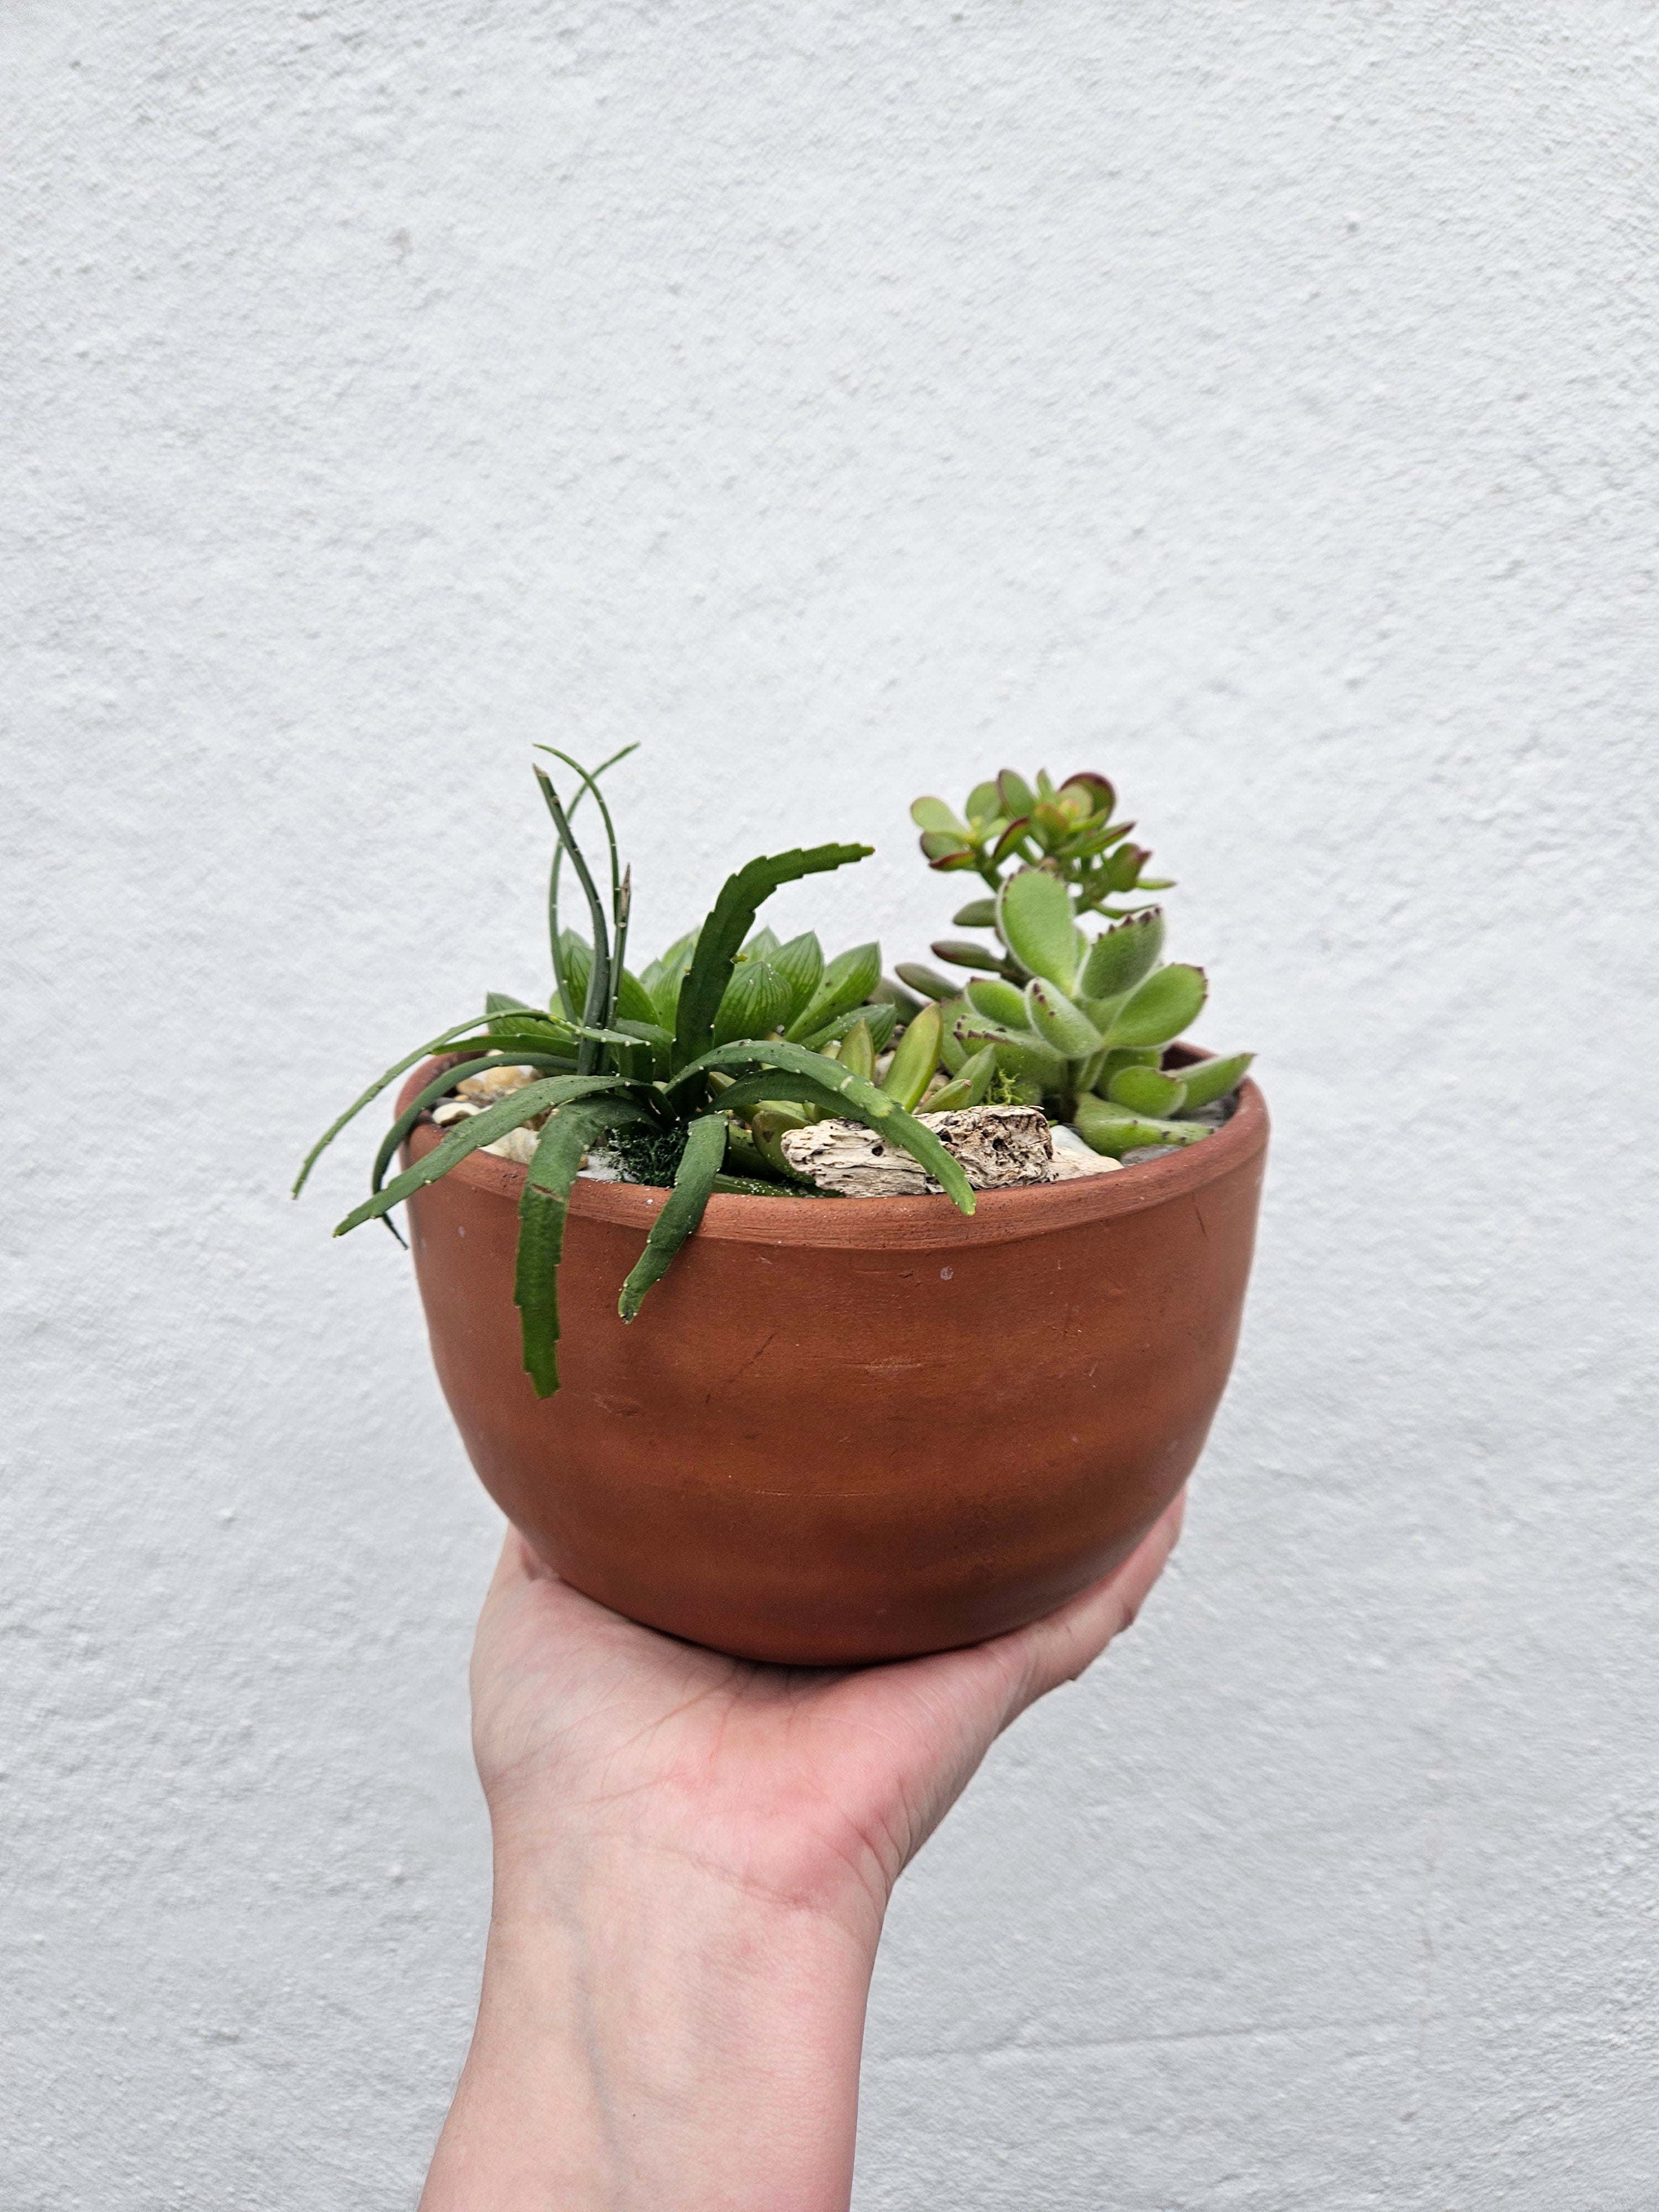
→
(420, 1490, 1186, 2211)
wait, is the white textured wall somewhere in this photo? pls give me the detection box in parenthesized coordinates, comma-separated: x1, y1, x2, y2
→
(6, 4, 1656, 2205)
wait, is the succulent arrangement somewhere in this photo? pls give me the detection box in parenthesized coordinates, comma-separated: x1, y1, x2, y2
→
(296, 755, 1252, 1396)
(295, 748, 974, 1395)
(895, 768, 1253, 1154)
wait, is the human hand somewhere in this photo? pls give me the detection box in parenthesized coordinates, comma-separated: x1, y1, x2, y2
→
(422, 1493, 1185, 2212)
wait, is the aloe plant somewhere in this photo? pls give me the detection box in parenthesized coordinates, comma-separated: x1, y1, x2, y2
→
(296, 752, 974, 1396)
(902, 768, 1254, 1149)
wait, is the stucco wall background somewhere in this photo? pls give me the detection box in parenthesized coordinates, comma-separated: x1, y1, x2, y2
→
(4, 3, 1657, 2205)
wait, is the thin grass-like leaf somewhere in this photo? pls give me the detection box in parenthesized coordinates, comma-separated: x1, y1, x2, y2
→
(333, 1074, 645, 1236)
(291, 1018, 526, 1197)
(536, 769, 612, 1067)
(617, 1112, 729, 1322)
(673, 844, 872, 1073)
(368, 1053, 580, 1230)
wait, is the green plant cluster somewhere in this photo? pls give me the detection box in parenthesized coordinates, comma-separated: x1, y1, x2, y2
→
(296, 749, 973, 1397)
(898, 768, 1253, 1151)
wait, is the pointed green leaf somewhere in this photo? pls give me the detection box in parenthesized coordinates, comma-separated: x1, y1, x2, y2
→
(798, 999, 896, 1056)
(675, 846, 872, 1071)
(1175, 1050, 1255, 1113)
(771, 931, 825, 1018)
(997, 868, 1084, 990)
(1106, 962, 1207, 1048)
(1025, 979, 1104, 1057)
(1080, 908, 1165, 1000)
(368, 1051, 583, 1227)
(893, 961, 961, 1003)
(641, 928, 700, 1029)
(713, 958, 794, 1046)
(741, 924, 781, 959)
(785, 941, 883, 1040)
(486, 990, 536, 1018)
(880, 1001, 942, 1112)
(617, 1113, 731, 1322)
(951, 896, 999, 928)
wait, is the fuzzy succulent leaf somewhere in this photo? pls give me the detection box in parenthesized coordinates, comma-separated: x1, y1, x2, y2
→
(332, 1075, 649, 1235)
(770, 931, 826, 1018)
(950, 1013, 1069, 1091)
(1073, 1094, 1211, 1157)
(966, 975, 1030, 1029)
(1024, 978, 1104, 1057)
(997, 868, 1084, 992)
(930, 937, 1008, 974)
(936, 998, 972, 1073)
(615, 1113, 731, 1323)
(1106, 1064, 1190, 1116)
(515, 1101, 620, 1397)
(713, 958, 794, 1045)
(674, 846, 872, 1072)
(784, 940, 883, 1041)
(951, 897, 999, 928)
(1174, 1050, 1255, 1113)
(1105, 962, 1208, 1048)
(1080, 908, 1166, 1001)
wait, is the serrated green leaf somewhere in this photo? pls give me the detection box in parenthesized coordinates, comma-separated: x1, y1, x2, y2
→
(997, 869, 1084, 990)
(617, 1113, 729, 1322)
(1081, 908, 1165, 1000)
(1106, 962, 1207, 1048)
(367, 1051, 583, 1235)
(675, 845, 872, 1072)
(515, 1101, 619, 1397)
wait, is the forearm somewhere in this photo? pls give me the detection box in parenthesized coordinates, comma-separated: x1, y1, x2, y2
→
(421, 1835, 880, 2212)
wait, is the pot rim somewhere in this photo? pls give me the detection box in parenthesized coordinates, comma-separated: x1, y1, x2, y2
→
(397, 1048, 1268, 1253)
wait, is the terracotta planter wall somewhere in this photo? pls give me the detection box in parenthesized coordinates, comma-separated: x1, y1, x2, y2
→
(400, 1060, 1268, 1664)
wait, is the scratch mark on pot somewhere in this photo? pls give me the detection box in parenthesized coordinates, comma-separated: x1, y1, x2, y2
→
(1194, 1203, 1210, 1242)
(708, 1331, 777, 1402)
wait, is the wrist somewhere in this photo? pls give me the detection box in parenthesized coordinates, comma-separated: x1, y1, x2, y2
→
(422, 1827, 881, 2212)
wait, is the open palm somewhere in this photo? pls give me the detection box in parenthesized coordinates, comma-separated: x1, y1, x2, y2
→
(471, 1495, 1185, 1949)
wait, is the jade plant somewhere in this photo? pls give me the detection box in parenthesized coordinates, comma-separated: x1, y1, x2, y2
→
(900, 768, 1254, 1152)
(295, 750, 973, 1396)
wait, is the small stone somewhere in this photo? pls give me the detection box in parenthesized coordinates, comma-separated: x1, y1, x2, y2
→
(483, 1125, 539, 1165)
(1049, 1146, 1123, 1178)
(431, 1099, 483, 1126)
(458, 1064, 539, 1102)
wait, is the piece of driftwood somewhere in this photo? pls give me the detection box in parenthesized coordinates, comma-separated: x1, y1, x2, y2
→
(780, 1103, 1056, 1196)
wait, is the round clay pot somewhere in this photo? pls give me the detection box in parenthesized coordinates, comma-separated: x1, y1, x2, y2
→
(399, 1057, 1267, 1665)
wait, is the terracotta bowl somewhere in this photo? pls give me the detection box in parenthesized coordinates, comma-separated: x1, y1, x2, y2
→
(398, 1056, 1267, 1665)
